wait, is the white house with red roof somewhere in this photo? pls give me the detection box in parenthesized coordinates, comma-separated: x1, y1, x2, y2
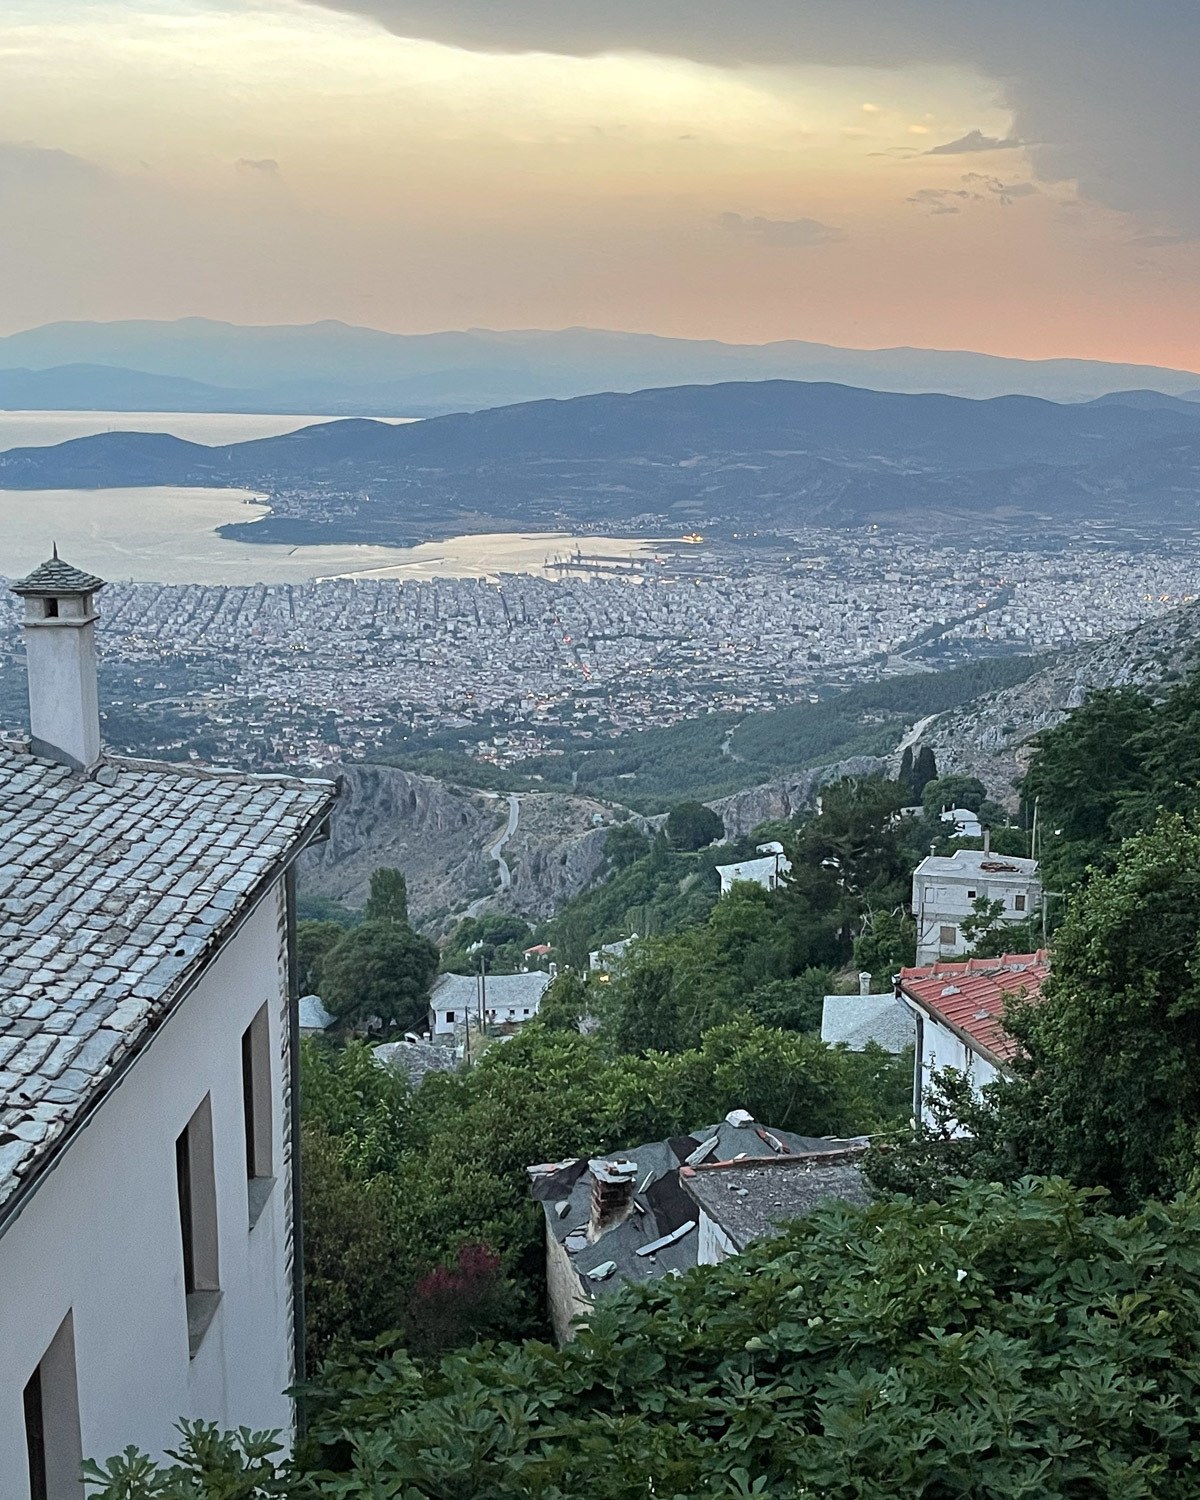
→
(897, 952, 1050, 1126)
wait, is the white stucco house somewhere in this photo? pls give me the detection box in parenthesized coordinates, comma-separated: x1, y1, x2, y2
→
(716, 842, 791, 895)
(0, 554, 338, 1496)
(897, 952, 1050, 1127)
(428, 969, 551, 1037)
(911, 841, 1041, 964)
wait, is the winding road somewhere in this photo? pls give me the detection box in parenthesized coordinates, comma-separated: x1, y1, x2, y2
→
(464, 792, 522, 918)
(489, 793, 521, 890)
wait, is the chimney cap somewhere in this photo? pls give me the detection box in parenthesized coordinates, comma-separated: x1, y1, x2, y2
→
(11, 552, 106, 598)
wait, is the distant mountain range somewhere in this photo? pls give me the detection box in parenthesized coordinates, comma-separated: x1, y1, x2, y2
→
(0, 318, 1199, 414)
(3, 378, 1199, 540)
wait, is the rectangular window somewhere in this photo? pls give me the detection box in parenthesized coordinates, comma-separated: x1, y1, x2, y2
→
(445, 1010, 455, 1023)
(23, 1313, 83, 1500)
(242, 1006, 274, 1228)
(939, 925, 957, 946)
(1015, 894, 1027, 912)
(966, 889, 977, 900)
(176, 1096, 221, 1356)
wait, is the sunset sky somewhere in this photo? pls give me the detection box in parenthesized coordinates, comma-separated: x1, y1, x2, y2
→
(2, 0, 1197, 367)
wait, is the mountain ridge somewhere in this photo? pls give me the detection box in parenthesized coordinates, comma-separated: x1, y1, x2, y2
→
(2, 318, 1199, 412)
(2, 377, 1199, 538)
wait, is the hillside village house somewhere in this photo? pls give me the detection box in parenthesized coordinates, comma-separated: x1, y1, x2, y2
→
(897, 952, 1050, 1126)
(428, 968, 551, 1037)
(528, 1112, 869, 1343)
(821, 972, 916, 1055)
(911, 837, 1041, 963)
(715, 841, 792, 895)
(0, 555, 337, 1496)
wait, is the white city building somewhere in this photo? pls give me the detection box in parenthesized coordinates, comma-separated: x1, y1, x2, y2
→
(911, 842, 1041, 964)
(0, 555, 337, 1496)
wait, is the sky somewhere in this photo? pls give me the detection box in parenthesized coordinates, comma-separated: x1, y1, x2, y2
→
(1, 0, 1198, 367)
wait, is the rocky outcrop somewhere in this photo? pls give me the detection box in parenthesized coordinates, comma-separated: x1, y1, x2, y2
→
(915, 602, 1200, 802)
(711, 756, 889, 837)
(502, 792, 648, 921)
(299, 763, 493, 920)
(299, 764, 642, 927)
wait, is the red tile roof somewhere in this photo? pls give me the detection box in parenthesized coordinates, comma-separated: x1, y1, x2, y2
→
(899, 951, 1050, 1065)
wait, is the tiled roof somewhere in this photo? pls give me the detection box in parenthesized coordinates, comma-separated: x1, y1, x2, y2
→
(0, 742, 336, 1218)
(899, 951, 1050, 1064)
(430, 971, 551, 1009)
(298, 994, 335, 1030)
(10, 554, 106, 597)
(374, 1036, 458, 1088)
(681, 1150, 871, 1252)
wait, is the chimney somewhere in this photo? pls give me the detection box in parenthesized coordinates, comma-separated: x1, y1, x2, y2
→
(982, 826, 991, 856)
(858, 971, 872, 996)
(10, 550, 106, 771)
(587, 1157, 638, 1241)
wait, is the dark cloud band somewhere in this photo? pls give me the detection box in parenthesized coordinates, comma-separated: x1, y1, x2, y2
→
(298, 0, 1200, 238)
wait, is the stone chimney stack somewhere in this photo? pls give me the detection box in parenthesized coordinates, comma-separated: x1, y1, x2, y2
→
(587, 1157, 638, 1241)
(10, 550, 106, 771)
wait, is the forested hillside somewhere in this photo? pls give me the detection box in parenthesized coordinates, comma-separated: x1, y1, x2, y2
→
(380, 653, 1043, 811)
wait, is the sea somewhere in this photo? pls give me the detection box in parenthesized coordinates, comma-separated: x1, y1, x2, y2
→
(0, 411, 658, 585)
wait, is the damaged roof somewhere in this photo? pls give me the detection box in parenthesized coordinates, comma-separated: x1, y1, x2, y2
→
(681, 1150, 872, 1252)
(528, 1115, 869, 1302)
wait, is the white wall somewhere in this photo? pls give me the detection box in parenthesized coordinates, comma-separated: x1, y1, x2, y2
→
(913, 871, 1041, 963)
(916, 1011, 998, 1128)
(0, 882, 295, 1491)
(696, 1209, 737, 1266)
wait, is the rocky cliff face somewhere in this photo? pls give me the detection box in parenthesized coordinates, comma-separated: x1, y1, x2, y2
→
(919, 603, 1200, 801)
(299, 763, 643, 927)
(711, 756, 889, 836)
(300, 763, 494, 919)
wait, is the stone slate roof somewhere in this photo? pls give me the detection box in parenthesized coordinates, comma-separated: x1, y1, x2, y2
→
(528, 1118, 868, 1304)
(298, 994, 335, 1031)
(430, 970, 551, 1013)
(0, 742, 337, 1219)
(821, 992, 916, 1054)
(681, 1151, 872, 1252)
(10, 554, 106, 597)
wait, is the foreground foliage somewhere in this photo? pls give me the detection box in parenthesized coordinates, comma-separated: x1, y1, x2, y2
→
(88, 1177, 1200, 1497)
(300, 1020, 909, 1362)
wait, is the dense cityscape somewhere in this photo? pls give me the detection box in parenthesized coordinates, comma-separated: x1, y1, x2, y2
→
(3, 528, 1197, 769)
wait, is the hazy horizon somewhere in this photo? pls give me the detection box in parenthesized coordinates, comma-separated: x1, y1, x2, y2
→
(3, 315, 1199, 384)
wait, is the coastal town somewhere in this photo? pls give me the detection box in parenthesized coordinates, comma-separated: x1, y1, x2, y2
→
(1, 527, 1196, 770)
